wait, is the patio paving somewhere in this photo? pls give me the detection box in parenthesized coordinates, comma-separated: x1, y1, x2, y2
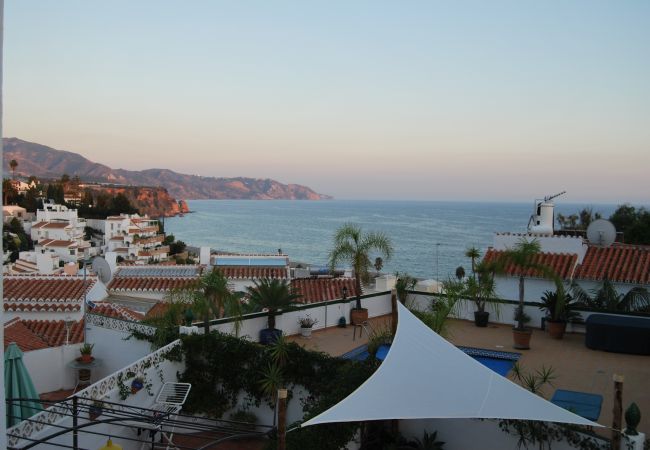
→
(288, 315, 650, 435)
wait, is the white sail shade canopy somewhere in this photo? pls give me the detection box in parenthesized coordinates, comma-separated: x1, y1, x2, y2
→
(302, 302, 601, 428)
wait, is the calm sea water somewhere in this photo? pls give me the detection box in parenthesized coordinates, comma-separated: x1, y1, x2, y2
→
(164, 200, 619, 280)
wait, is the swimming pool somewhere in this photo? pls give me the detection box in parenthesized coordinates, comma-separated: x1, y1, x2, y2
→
(342, 345, 520, 377)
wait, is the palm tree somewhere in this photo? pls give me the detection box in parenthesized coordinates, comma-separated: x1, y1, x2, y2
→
(494, 239, 564, 330)
(328, 224, 393, 310)
(465, 246, 481, 277)
(9, 159, 18, 180)
(167, 268, 242, 335)
(246, 278, 302, 330)
(571, 278, 650, 313)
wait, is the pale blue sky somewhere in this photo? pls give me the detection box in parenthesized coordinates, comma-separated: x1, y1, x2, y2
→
(4, 1, 650, 202)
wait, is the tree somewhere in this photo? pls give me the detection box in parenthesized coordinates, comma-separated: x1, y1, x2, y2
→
(374, 257, 384, 274)
(610, 204, 650, 245)
(455, 266, 465, 280)
(328, 224, 393, 310)
(571, 279, 650, 313)
(170, 240, 186, 255)
(246, 278, 301, 330)
(464, 246, 481, 277)
(9, 159, 18, 179)
(493, 239, 564, 330)
(167, 268, 242, 335)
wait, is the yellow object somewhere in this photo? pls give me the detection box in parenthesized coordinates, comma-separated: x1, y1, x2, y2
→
(99, 438, 122, 450)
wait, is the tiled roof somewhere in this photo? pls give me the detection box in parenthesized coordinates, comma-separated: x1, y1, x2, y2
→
(218, 266, 287, 279)
(144, 302, 171, 320)
(90, 302, 145, 321)
(4, 318, 49, 351)
(574, 244, 650, 285)
(3, 276, 96, 302)
(291, 278, 358, 304)
(40, 239, 77, 248)
(4, 303, 81, 313)
(32, 221, 70, 229)
(4, 318, 84, 351)
(482, 249, 577, 279)
(107, 277, 198, 292)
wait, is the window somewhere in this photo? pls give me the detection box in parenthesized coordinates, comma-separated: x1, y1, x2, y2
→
(70, 249, 76, 256)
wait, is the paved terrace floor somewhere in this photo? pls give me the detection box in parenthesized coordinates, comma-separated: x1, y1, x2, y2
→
(288, 316, 650, 436)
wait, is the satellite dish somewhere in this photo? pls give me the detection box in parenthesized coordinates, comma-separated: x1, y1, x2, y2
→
(586, 219, 616, 247)
(92, 256, 113, 284)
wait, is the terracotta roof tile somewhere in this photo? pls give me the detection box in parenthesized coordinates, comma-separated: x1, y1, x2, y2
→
(4, 318, 84, 351)
(4, 303, 82, 313)
(4, 318, 49, 351)
(219, 266, 287, 280)
(107, 277, 198, 292)
(144, 302, 171, 320)
(3, 276, 96, 303)
(483, 249, 577, 279)
(574, 244, 650, 285)
(90, 303, 145, 321)
(291, 278, 358, 304)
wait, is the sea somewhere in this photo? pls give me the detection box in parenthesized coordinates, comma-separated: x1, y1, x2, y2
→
(164, 200, 621, 280)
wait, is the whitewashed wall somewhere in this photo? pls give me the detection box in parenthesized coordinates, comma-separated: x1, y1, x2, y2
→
(22, 344, 83, 393)
(85, 321, 156, 380)
(208, 292, 393, 341)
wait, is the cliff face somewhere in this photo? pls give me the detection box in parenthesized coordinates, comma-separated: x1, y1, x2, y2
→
(85, 185, 184, 218)
(3, 138, 332, 200)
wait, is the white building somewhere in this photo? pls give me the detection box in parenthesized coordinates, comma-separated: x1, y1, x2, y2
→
(30, 203, 92, 261)
(104, 214, 168, 262)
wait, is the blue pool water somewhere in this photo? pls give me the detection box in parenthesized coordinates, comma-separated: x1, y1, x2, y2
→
(343, 345, 520, 377)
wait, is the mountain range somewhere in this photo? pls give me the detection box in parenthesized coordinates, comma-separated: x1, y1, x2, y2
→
(2, 138, 331, 200)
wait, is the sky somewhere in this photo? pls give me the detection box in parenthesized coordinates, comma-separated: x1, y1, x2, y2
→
(4, 1, 650, 202)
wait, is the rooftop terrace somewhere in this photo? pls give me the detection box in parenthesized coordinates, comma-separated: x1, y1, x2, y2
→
(288, 316, 650, 436)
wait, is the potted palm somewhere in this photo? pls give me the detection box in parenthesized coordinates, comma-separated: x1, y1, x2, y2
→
(328, 224, 393, 325)
(247, 278, 302, 344)
(395, 272, 417, 305)
(298, 315, 318, 338)
(465, 262, 499, 327)
(539, 289, 581, 339)
(512, 306, 532, 349)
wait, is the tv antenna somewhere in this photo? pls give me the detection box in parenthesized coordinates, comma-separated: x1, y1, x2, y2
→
(586, 219, 617, 247)
(543, 191, 566, 202)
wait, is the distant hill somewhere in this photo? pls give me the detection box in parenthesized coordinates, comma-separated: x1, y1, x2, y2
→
(2, 138, 332, 200)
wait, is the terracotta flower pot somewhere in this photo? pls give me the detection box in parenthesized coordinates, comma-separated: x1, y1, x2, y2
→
(80, 354, 93, 363)
(513, 327, 532, 350)
(547, 320, 567, 339)
(350, 308, 368, 325)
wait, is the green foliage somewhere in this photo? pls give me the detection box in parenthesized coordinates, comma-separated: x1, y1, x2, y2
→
(500, 364, 606, 450)
(169, 240, 186, 255)
(2, 217, 33, 262)
(610, 204, 650, 245)
(539, 290, 582, 322)
(395, 272, 417, 305)
(246, 278, 302, 330)
(410, 288, 460, 338)
(328, 223, 393, 309)
(179, 332, 377, 448)
(571, 279, 650, 313)
(366, 323, 394, 359)
(557, 208, 602, 231)
(411, 430, 445, 449)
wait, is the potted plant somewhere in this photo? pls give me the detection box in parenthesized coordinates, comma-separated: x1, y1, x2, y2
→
(298, 315, 318, 338)
(395, 272, 417, 305)
(78, 343, 94, 363)
(247, 278, 301, 345)
(512, 306, 532, 350)
(328, 224, 393, 325)
(88, 400, 103, 420)
(539, 289, 581, 339)
(465, 263, 499, 327)
(131, 376, 144, 394)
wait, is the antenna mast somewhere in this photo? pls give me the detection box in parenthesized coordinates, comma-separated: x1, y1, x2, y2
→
(544, 191, 566, 202)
